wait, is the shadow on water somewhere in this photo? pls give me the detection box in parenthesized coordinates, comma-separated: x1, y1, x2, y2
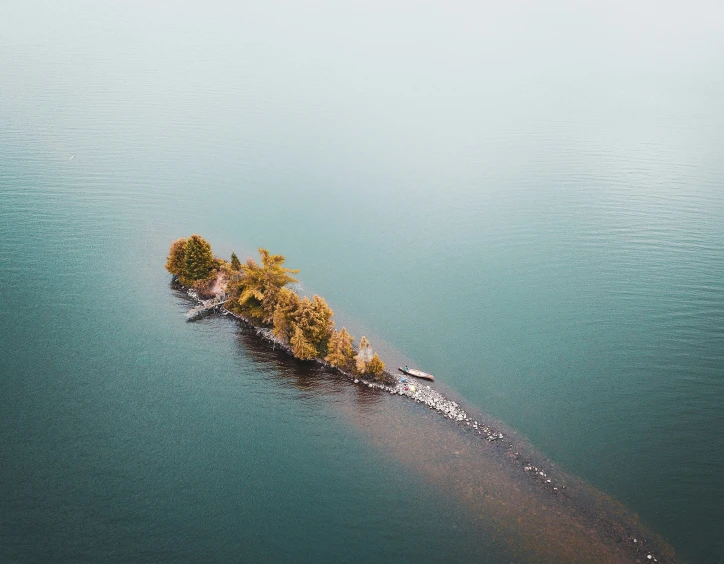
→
(187, 289, 681, 564)
(235, 318, 385, 408)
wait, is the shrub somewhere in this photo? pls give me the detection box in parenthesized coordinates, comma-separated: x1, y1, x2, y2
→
(165, 238, 187, 277)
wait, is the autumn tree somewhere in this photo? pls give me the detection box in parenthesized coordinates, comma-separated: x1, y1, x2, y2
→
(325, 327, 354, 367)
(180, 234, 216, 286)
(290, 325, 316, 360)
(257, 249, 300, 323)
(355, 336, 373, 373)
(166, 239, 347, 365)
(230, 249, 299, 323)
(367, 353, 385, 376)
(272, 287, 302, 342)
(295, 295, 334, 354)
(165, 238, 188, 277)
(272, 290, 335, 359)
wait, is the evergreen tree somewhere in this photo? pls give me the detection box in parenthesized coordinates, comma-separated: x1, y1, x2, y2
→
(164, 238, 362, 368)
(272, 287, 302, 341)
(234, 248, 299, 323)
(325, 327, 354, 367)
(367, 353, 385, 376)
(294, 295, 334, 355)
(290, 325, 316, 360)
(258, 249, 300, 323)
(181, 234, 215, 286)
(165, 238, 187, 277)
(272, 291, 335, 357)
(310, 295, 334, 347)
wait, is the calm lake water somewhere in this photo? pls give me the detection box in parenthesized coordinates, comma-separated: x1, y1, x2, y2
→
(1, 2, 723, 562)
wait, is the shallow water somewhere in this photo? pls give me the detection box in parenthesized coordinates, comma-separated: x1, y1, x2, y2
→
(2, 2, 723, 562)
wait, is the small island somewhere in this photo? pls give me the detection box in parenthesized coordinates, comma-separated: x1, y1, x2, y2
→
(166, 234, 387, 378)
(164, 234, 473, 424)
(161, 234, 677, 564)
(164, 234, 500, 428)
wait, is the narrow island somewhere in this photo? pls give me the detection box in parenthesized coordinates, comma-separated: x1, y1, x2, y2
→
(165, 234, 472, 423)
(164, 234, 675, 564)
(166, 234, 387, 378)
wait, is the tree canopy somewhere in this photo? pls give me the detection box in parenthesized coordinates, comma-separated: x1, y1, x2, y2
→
(165, 235, 218, 288)
(272, 287, 301, 340)
(325, 327, 354, 367)
(166, 237, 389, 377)
(182, 235, 215, 285)
(290, 325, 317, 360)
(272, 290, 334, 357)
(367, 353, 385, 376)
(165, 238, 187, 276)
(227, 248, 299, 323)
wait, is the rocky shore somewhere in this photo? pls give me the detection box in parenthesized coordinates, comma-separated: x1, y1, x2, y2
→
(182, 285, 555, 481)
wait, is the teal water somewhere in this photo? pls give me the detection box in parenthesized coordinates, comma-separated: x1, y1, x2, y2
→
(2, 2, 723, 562)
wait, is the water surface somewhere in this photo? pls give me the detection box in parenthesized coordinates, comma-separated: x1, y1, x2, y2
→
(1, 2, 723, 562)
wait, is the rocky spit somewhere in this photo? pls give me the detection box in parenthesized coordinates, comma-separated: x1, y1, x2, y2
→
(185, 288, 493, 430)
(181, 285, 669, 564)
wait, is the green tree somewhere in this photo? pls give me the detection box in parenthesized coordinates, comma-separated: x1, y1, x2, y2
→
(165, 238, 187, 277)
(367, 353, 385, 376)
(325, 327, 354, 367)
(230, 252, 241, 271)
(180, 234, 215, 286)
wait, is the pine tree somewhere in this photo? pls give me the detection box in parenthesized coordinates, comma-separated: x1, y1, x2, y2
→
(294, 295, 334, 355)
(258, 249, 300, 323)
(164, 239, 355, 367)
(165, 238, 188, 277)
(367, 353, 385, 376)
(272, 287, 302, 341)
(290, 325, 316, 360)
(325, 327, 354, 367)
(181, 234, 215, 286)
(233, 249, 299, 323)
(310, 295, 334, 347)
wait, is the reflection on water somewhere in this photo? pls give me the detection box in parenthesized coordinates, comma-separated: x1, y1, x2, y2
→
(237, 316, 386, 409)
(2, 1, 722, 560)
